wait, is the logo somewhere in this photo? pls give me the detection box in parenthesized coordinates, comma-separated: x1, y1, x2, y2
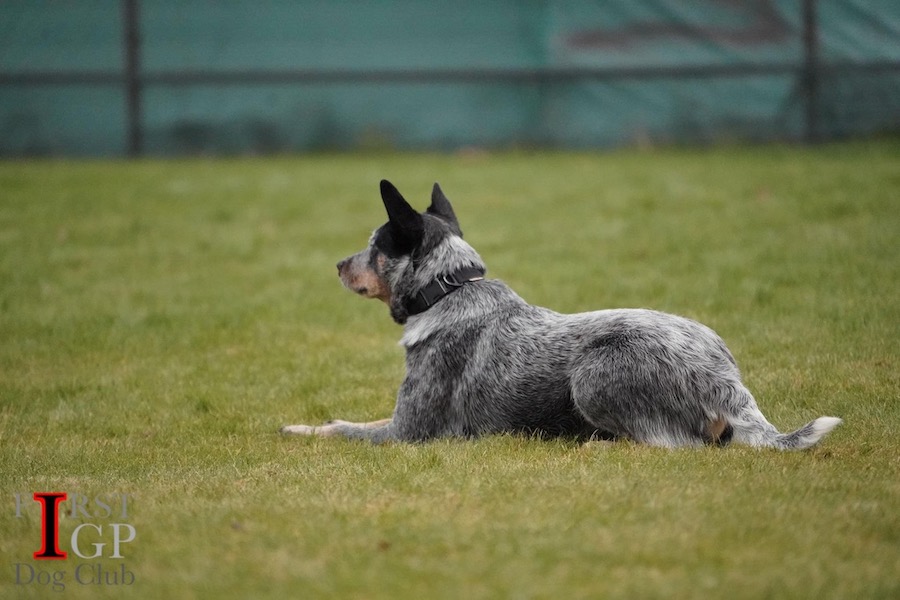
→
(12, 492, 136, 593)
(33, 492, 68, 560)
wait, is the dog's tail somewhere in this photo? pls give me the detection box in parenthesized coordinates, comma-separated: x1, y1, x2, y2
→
(764, 416, 843, 450)
(727, 391, 842, 450)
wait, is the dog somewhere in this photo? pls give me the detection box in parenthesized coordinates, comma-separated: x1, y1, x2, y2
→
(281, 180, 841, 449)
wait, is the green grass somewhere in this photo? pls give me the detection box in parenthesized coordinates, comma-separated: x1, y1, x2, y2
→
(1, 142, 898, 599)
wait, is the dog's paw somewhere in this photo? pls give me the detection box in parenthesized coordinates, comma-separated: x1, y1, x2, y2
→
(279, 424, 317, 436)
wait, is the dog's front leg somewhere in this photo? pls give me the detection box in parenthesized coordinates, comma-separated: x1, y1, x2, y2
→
(280, 371, 452, 443)
(280, 418, 396, 442)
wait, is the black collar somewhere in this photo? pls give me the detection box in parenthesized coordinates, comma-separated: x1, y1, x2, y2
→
(406, 266, 485, 316)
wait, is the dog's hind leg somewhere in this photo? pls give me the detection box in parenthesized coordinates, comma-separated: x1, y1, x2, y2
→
(569, 349, 713, 448)
(569, 383, 706, 448)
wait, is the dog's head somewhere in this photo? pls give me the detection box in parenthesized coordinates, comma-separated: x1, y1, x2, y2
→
(337, 180, 485, 324)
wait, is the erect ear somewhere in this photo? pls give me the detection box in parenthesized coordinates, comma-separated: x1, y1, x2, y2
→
(427, 182, 462, 236)
(380, 179, 424, 252)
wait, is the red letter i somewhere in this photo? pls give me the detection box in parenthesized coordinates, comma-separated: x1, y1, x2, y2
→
(33, 492, 67, 560)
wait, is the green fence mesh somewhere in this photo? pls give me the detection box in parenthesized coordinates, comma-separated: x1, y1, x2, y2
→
(1, 0, 898, 156)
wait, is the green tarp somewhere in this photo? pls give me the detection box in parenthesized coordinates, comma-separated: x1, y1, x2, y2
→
(1, 1, 898, 156)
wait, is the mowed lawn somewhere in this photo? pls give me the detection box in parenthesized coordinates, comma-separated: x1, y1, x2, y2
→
(1, 142, 898, 599)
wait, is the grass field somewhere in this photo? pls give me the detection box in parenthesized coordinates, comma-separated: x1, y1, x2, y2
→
(1, 142, 898, 599)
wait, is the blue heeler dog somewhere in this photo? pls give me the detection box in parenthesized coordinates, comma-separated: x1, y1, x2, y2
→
(281, 180, 842, 449)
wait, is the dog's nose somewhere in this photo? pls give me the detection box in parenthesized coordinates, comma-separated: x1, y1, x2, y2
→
(337, 259, 348, 274)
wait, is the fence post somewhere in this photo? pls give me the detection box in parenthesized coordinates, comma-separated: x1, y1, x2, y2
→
(802, 0, 820, 143)
(123, 0, 142, 156)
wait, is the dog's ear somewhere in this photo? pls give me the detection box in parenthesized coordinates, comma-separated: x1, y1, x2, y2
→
(380, 179, 424, 252)
(427, 183, 463, 236)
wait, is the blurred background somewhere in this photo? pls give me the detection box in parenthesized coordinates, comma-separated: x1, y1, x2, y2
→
(1, 0, 898, 157)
